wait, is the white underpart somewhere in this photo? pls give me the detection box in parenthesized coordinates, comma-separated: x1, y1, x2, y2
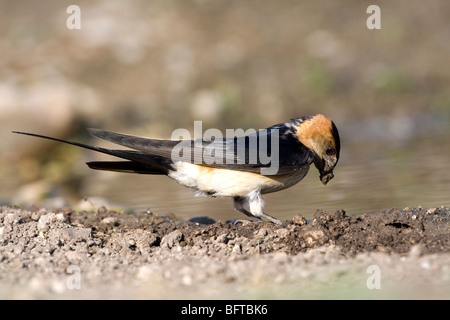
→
(168, 161, 309, 197)
(168, 161, 310, 224)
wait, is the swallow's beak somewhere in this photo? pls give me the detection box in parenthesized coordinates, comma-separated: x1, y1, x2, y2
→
(315, 157, 337, 185)
(320, 171, 334, 185)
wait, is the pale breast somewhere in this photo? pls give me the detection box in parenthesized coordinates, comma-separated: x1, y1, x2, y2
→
(168, 162, 310, 197)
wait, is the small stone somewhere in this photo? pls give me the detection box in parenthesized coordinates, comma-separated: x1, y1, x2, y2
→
(59, 227, 92, 241)
(334, 209, 346, 220)
(292, 215, 307, 226)
(255, 228, 269, 237)
(4, 213, 21, 225)
(38, 213, 58, 232)
(409, 244, 423, 258)
(101, 217, 119, 225)
(275, 228, 289, 238)
(216, 233, 228, 244)
(161, 230, 183, 249)
(232, 244, 241, 253)
(97, 206, 108, 214)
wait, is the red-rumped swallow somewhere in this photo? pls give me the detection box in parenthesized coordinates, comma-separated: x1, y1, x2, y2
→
(13, 114, 340, 224)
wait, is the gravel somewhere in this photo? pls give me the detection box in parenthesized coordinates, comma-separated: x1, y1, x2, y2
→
(0, 205, 448, 299)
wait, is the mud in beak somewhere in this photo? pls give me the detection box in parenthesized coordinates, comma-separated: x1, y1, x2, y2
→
(320, 171, 334, 185)
(315, 157, 336, 185)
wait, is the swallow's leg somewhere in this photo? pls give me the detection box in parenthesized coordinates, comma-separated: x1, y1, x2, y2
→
(232, 196, 262, 221)
(233, 192, 283, 224)
(247, 190, 283, 225)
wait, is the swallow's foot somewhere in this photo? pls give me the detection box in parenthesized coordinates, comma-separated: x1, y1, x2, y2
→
(232, 194, 283, 225)
(259, 213, 283, 225)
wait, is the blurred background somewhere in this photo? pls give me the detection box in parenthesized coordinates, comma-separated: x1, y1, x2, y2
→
(0, 0, 449, 220)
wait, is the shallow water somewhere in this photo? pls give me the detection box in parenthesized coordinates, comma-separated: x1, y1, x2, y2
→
(82, 132, 450, 221)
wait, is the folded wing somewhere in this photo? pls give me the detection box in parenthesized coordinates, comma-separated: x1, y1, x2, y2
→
(88, 124, 315, 176)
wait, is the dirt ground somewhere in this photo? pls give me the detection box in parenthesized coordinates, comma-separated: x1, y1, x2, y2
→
(0, 205, 448, 299)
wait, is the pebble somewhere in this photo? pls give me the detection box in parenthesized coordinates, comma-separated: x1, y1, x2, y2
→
(292, 215, 307, 226)
(37, 212, 65, 232)
(232, 244, 241, 254)
(255, 228, 269, 237)
(60, 227, 92, 241)
(101, 217, 119, 225)
(409, 245, 423, 258)
(161, 230, 183, 249)
(215, 233, 228, 244)
(275, 228, 289, 238)
(4, 213, 21, 225)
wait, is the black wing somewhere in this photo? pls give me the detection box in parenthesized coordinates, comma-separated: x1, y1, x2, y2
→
(88, 123, 315, 176)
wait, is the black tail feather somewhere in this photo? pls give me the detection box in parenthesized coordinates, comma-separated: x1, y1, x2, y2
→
(13, 131, 109, 154)
(86, 161, 166, 174)
(12, 131, 171, 175)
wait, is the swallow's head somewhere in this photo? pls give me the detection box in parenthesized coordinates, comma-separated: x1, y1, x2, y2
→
(292, 114, 340, 185)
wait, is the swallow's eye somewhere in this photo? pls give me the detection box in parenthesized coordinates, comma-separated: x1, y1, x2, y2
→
(326, 146, 335, 156)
